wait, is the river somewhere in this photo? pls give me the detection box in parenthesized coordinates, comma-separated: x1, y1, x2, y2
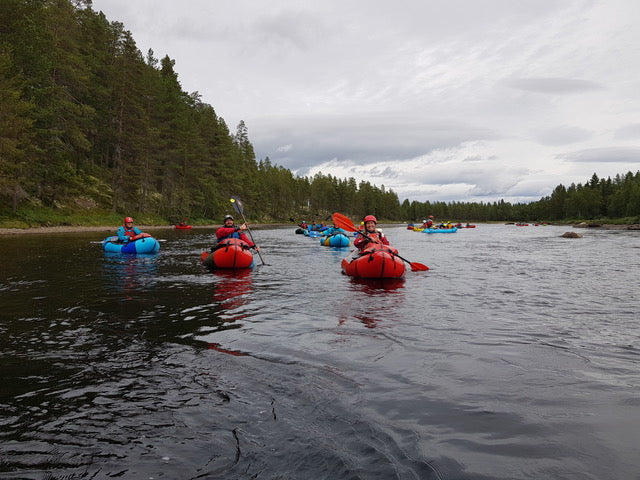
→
(1, 223, 638, 479)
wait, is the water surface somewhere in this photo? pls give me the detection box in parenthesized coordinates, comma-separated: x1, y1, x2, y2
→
(1, 224, 638, 479)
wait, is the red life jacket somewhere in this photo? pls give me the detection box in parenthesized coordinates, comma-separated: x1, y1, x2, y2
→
(355, 230, 387, 249)
(366, 231, 385, 243)
(123, 227, 136, 238)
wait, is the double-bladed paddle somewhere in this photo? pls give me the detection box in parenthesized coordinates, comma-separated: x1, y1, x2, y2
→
(332, 212, 429, 271)
(230, 197, 266, 265)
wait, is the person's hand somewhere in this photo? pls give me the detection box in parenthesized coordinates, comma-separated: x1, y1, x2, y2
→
(239, 223, 248, 230)
(254, 246, 260, 252)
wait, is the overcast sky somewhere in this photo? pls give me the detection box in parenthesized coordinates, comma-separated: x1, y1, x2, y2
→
(91, 0, 640, 203)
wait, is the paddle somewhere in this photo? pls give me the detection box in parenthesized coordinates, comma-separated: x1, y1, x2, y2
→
(91, 235, 166, 244)
(332, 212, 429, 271)
(230, 197, 266, 265)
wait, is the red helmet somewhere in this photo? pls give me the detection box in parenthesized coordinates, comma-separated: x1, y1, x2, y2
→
(363, 215, 377, 223)
(124, 217, 134, 224)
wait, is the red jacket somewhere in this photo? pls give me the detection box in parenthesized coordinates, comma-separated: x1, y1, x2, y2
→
(354, 230, 389, 249)
(216, 226, 255, 248)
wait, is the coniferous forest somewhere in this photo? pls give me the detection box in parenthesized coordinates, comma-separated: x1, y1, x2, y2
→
(1, 0, 639, 227)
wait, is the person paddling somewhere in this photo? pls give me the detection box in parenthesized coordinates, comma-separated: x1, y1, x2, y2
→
(420, 216, 434, 229)
(116, 217, 144, 242)
(354, 215, 389, 250)
(216, 215, 260, 251)
(323, 224, 346, 236)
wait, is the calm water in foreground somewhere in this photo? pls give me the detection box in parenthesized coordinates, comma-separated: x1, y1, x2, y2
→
(1, 224, 639, 480)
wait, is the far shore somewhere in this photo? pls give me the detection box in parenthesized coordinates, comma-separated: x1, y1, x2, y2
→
(1, 222, 638, 236)
(572, 222, 640, 231)
(0, 224, 291, 236)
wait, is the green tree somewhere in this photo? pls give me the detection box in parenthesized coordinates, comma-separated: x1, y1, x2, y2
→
(0, 51, 35, 210)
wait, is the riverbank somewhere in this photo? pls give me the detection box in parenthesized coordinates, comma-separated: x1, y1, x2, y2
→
(1, 222, 638, 235)
(573, 222, 640, 230)
(0, 224, 291, 235)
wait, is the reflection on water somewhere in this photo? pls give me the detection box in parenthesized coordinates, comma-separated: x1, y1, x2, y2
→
(210, 269, 253, 327)
(337, 277, 406, 328)
(347, 277, 406, 293)
(207, 342, 250, 356)
(211, 268, 253, 309)
(102, 252, 159, 299)
(175, 268, 256, 347)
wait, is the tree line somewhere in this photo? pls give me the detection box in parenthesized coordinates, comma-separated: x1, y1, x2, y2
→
(401, 172, 640, 223)
(1, 1, 638, 225)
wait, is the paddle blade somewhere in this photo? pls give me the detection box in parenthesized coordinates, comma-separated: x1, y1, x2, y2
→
(332, 212, 358, 232)
(410, 262, 430, 271)
(230, 197, 244, 215)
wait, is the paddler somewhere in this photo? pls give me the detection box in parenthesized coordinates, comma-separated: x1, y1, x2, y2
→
(354, 215, 389, 250)
(215, 214, 259, 251)
(116, 217, 144, 242)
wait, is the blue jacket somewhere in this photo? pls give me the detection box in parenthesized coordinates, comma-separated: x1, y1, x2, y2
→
(116, 226, 142, 242)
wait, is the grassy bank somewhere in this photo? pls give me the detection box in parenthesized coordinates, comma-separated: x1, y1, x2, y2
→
(1, 206, 638, 230)
(0, 207, 186, 229)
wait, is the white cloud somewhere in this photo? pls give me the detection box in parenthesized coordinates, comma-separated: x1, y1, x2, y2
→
(276, 144, 293, 153)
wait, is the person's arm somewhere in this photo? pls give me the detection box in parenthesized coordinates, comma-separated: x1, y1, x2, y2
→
(116, 227, 128, 242)
(354, 234, 368, 249)
(239, 232, 255, 248)
(216, 226, 237, 240)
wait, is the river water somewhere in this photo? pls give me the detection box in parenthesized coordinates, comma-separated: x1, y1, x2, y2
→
(1, 224, 638, 480)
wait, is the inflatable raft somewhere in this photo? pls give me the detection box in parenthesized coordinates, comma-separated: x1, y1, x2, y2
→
(174, 224, 192, 230)
(423, 227, 458, 233)
(102, 234, 160, 254)
(321, 233, 350, 247)
(341, 244, 406, 279)
(200, 238, 255, 269)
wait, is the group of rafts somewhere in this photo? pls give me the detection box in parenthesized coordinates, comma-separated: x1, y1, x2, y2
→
(297, 223, 351, 247)
(101, 214, 429, 279)
(407, 221, 476, 233)
(101, 227, 256, 268)
(296, 213, 428, 278)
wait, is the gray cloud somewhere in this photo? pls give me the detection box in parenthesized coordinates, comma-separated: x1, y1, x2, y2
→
(559, 147, 640, 163)
(533, 125, 593, 146)
(614, 124, 640, 140)
(252, 114, 500, 172)
(504, 78, 605, 94)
